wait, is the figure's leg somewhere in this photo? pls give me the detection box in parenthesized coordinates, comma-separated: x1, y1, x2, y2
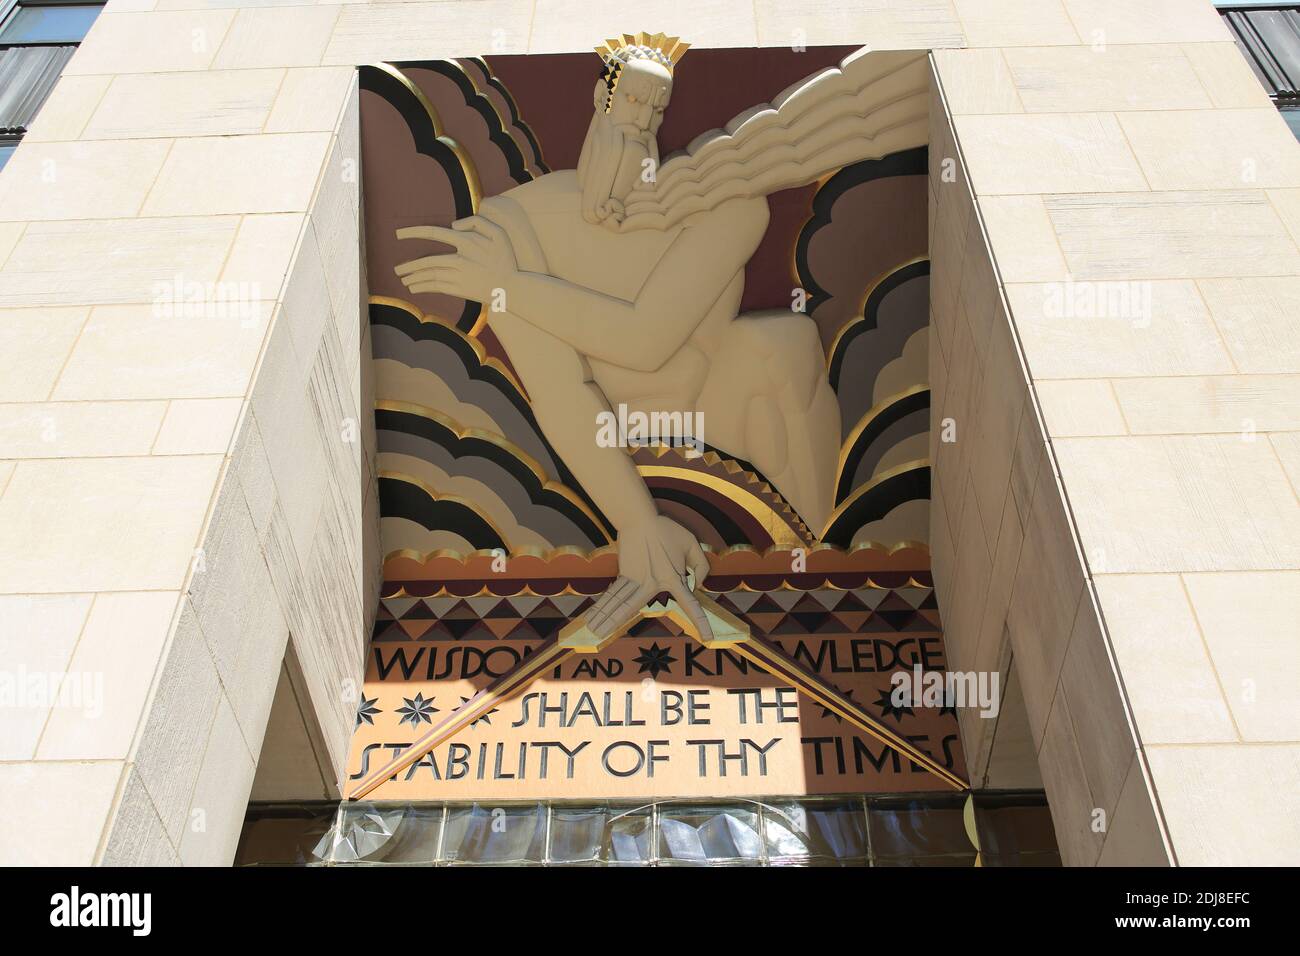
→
(488, 312, 713, 639)
(698, 312, 841, 531)
(765, 374, 839, 532)
(489, 311, 657, 533)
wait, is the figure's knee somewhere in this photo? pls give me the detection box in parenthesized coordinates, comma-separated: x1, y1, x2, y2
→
(733, 312, 827, 409)
(744, 393, 789, 478)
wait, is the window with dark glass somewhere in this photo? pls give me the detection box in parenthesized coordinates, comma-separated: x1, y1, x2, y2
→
(0, 1, 102, 44)
(1217, 2, 1300, 140)
(0, 0, 105, 169)
(0, 135, 19, 171)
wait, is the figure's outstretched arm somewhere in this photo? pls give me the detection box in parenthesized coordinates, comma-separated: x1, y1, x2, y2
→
(396, 197, 768, 372)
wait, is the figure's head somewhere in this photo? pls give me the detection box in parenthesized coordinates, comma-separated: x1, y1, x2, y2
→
(601, 57, 672, 134)
(594, 32, 687, 132)
(580, 33, 689, 226)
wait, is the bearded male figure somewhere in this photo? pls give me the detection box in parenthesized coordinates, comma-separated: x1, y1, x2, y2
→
(396, 35, 929, 642)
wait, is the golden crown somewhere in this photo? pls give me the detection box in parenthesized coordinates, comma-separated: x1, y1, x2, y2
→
(594, 32, 690, 74)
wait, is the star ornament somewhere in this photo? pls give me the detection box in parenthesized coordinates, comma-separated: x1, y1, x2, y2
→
(633, 641, 677, 678)
(459, 696, 499, 728)
(396, 692, 439, 727)
(819, 687, 857, 724)
(355, 695, 382, 727)
(874, 686, 915, 723)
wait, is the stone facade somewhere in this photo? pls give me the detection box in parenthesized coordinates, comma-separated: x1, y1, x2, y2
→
(0, 0, 1296, 866)
(929, 4, 1300, 865)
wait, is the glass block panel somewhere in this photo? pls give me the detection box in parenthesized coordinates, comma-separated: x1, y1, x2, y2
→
(442, 803, 546, 864)
(768, 857, 869, 867)
(658, 858, 763, 867)
(608, 806, 654, 864)
(329, 804, 443, 865)
(234, 805, 336, 866)
(236, 793, 1059, 866)
(762, 799, 868, 862)
(0, 5, 103, 44)
(548, 804, 653, 865)
(548, 805, 609, 863)
(658, 804, 762, 863)
(874, 853, 977, 867)
(869, 795, 974, 860)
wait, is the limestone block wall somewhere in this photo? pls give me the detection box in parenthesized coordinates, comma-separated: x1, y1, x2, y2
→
(0, 0, 1296, 868)
(929, 71, 1160, 868)
(0, 20, 375, 864)
(931, 1, 1300, 866)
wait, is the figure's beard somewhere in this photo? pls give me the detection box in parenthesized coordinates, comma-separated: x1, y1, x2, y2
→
(577, 111, 658, 226)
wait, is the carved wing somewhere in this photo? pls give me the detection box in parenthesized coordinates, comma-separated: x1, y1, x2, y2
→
(619, 49, 929, 231)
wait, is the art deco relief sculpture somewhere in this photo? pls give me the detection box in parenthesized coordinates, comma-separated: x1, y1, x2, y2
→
(394, 35, 929, 645)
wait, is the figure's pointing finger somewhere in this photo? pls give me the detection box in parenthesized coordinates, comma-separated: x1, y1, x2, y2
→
(408, 282, 460, 295)
(399, 266, 454, 286)
(667, 573, 713, 642)
(394, 255, 457, 277)
(395, 225, 468, 248)
(687, 542, 711, 591)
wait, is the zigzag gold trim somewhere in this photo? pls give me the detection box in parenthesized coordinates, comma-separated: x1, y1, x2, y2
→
(383, 540, 928, 566)
(635, 444, 813, 541)
(594, 32, 690, 71)
(638, 463, 807, 550)
(704, 540, 932, 591)
(703, 540, 930, 559)
(381, 543, 622, 598)
(386, 542, 618, 563)
(379, 540, 935, 599)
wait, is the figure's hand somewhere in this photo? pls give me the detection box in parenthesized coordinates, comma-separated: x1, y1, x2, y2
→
(586, 515, 713, 641)
(394, 216, 518, 304)
(596, 197, 625, 232)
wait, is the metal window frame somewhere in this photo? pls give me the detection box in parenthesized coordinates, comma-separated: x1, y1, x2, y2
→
(1218, 2, 1300, 102)
(0, 0, 106, 49)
